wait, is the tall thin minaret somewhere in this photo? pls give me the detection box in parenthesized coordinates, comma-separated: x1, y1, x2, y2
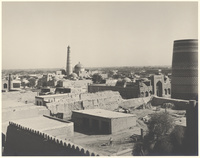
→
(66, 45, 72, 75)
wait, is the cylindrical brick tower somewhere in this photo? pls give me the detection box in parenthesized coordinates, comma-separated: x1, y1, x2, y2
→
(171, 39, 198, 100)
(66, 46, 72, 76)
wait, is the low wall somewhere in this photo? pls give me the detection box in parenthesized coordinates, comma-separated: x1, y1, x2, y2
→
(151, 96, 189, 110)
(4, 122, 100, 156)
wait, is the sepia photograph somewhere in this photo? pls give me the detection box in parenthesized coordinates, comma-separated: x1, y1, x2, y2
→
(2, 1, 198, 156)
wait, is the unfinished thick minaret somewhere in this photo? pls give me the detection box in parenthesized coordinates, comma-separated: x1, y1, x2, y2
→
(171, 39, 198, 100)
(66, 46, 72, 76)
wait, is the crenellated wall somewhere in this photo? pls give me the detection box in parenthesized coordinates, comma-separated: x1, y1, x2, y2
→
(4, 122, 100, 156)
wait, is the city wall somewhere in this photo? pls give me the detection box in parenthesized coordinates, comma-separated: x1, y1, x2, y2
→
(4, 122, 100, 156)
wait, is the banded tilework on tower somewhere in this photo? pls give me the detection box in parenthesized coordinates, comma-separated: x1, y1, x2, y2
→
(171, 39, 198, 100)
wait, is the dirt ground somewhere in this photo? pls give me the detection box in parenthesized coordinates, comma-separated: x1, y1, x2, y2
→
(73, 126, 141, 156)
(73, 108, 186, 156)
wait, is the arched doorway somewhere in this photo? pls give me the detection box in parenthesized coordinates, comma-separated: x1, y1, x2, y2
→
(168, 88, 171, 95)
(165, 89, 167, 95)
(156, 81, 162, 97)
(145, 91, 149, 97)
(4, 83, 7, 89)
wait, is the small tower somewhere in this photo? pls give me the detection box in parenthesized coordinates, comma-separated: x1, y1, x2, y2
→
(8, 74, 12, 91)
(66, 45, 72, 76)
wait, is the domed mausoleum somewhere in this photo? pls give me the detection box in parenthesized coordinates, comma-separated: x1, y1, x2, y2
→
(74, 62, 85, 74)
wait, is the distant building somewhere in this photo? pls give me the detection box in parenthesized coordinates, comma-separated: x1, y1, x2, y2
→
(88, 74, 171, 99)
(56, 79, 92, 93)
(35, 93, 71, 106)
(73, 62, 92, 79)
(2, 74, 21, 92)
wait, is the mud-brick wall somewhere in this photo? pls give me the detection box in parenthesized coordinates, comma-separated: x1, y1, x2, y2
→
(4, 122, 100, 156)
(61, 80, 92, 93)
(111, 116, 136, 133)
(88, 85, 139, 99)
(151, 96, 189, 110)
(46, 91, 123, 119)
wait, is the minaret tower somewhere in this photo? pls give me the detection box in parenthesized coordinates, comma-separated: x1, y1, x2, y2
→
(66, 45, 72, 75)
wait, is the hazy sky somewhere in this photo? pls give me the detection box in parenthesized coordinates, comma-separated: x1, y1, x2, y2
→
(2, 1, 198, 69)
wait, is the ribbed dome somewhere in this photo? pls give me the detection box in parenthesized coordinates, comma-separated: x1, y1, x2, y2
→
(74, 62, 84, 69)
(74, 62, 85, 74)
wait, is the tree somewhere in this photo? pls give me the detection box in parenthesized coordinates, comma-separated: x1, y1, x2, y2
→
(170, 125, 186, 155)
(153, 135, 173, 155)
(21, 82, 26, 89)
(28, 78, 36, 88)
(92, 73, 103, 84)
(147, 112, 175, 139)
(47, 79, 55, 87)
(133, 112, 175, 156)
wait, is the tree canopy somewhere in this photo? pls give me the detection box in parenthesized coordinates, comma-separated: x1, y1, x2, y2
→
(92, 73, 103, 84)
(147, 112, 175, 139)
(133, 112, 180, 156)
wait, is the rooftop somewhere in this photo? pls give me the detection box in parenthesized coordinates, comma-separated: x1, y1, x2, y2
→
(73, 109, 136, 119)
(12, 116, 72, 132)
